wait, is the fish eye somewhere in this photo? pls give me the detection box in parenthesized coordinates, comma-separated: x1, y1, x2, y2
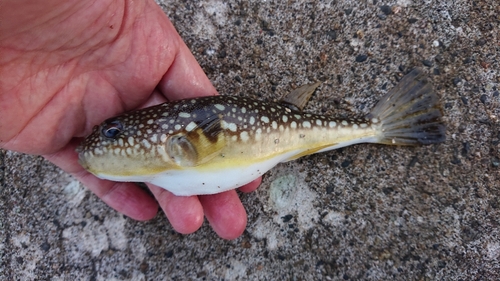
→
(101, 120, 123, 139)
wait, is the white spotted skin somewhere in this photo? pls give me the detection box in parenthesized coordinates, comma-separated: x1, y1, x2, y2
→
(77, 96, 382, 195)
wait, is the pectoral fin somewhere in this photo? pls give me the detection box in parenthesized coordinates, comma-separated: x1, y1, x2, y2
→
(166, 113, 226, 167)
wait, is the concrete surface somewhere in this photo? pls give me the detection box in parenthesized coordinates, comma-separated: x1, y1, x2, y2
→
(1, 0, 499, 280)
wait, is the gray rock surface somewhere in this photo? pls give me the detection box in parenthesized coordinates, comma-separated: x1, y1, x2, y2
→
(2, 0, 499, 279)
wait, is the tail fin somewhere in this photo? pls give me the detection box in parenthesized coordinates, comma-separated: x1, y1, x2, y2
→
(367, 68, 445, 145)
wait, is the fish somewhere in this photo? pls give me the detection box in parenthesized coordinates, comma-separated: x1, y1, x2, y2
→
(77, 68, 445, 196)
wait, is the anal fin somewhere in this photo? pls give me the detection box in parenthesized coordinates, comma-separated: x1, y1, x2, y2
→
(284, 144, 335, 162)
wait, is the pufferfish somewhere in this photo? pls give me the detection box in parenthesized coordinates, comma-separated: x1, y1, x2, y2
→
(77, 68, 445, 196)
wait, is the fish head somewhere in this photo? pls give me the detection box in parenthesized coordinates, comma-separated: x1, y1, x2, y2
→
(76, 106, 182, 180)
(76, 99, 229, 181)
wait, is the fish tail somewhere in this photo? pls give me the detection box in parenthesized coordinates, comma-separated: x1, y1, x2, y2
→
(367, 68, 445, 145)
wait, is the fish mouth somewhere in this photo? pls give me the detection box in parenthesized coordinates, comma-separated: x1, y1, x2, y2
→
(77, 150, 90, 170)
(75, 144, 83, 154)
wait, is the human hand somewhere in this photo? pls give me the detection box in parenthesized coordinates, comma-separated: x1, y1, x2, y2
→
(0, 0, 261, 239)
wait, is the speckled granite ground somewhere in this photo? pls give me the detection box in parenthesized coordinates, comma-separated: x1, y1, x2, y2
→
(1, 0, 499, 280)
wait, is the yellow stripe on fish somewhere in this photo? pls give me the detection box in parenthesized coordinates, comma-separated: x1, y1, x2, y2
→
(77, 68, 445, 196)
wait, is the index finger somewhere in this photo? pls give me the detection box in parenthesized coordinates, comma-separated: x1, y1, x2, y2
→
(43, 140, 159, 221)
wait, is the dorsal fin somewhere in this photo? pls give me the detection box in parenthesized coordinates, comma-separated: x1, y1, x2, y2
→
(280, 81, 322, 111)
(166, 113, 226, 167)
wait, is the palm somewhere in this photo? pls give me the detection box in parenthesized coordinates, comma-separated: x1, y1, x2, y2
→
(2, 0, 183, 153)
(0, 0, 259, 239)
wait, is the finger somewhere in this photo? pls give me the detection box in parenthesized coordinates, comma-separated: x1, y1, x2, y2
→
(199, 190, 247, 240)
(238, 177, 262, 193)
(136, 89, 168, 108)
(158, 35, 217, 100)
(77, 173, 158, 221)
(147, 183, 204, 234)
(44, 141, 158, 221)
